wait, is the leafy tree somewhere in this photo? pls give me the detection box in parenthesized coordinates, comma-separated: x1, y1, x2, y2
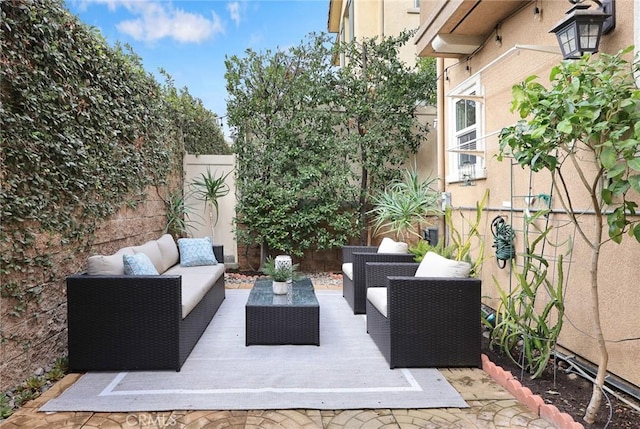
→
(498, 47, 640, 424)
(161, 70, 230, 155)
(226, 32, 437, 260)
(225, 33, 358, 260)
(416, 57, 438, 105)
(334, 30, 436, 242)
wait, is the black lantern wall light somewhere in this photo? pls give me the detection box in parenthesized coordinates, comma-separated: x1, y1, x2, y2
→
(550, 0, 615, 60)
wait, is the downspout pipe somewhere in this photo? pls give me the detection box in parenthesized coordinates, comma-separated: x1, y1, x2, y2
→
(379, 0, 384, 37)
(437, 57, 446, 241)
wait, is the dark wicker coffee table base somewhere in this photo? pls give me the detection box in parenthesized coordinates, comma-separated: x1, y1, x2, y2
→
(245, 278, 320, 346)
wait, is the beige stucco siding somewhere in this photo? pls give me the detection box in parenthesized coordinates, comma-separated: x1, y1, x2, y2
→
(436, 1, 640, 387)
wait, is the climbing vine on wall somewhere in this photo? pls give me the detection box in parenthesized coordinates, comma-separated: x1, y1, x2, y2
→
(160, 69, 231, 156)
(0, 0, 183, 313)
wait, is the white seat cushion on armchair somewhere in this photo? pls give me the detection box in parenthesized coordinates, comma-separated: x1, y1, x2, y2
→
(367, 287, 388, 317)
(342, 263, 353, 280)
(415, 252, 471, 278)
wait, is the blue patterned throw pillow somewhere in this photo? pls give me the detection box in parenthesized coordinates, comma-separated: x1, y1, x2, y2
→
(178, 237, 218, 267)
(123, 253, 159, 275)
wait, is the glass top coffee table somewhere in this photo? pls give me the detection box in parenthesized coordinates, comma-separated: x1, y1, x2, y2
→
(245, 277, 320, 346)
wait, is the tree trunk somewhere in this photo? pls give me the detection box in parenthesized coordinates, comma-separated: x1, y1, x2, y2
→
(359, 162, 369, 245)
(583, 212, 608, 424)
(208, 203, 215, 243)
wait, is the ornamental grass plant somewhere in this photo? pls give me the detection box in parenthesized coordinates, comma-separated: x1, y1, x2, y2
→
(369, 169, 441, 242)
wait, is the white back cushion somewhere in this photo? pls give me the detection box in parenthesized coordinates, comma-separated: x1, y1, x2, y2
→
(87, 247, 134, 275)
(377, 237, 408, 254)
(414, 252, 471, 278)
(156, 234, 180, 272)
(131, 240, 164, 274)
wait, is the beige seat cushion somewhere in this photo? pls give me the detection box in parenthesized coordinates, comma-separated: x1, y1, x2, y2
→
(414, 252, 471, 278)
(342, 262, 353, 280)
(87, 247, 134, 275)
(367, 287, 388, 317)
(164, 264, 225, 318)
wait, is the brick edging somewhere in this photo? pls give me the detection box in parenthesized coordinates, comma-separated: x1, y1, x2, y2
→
(481, 354, 585, 429)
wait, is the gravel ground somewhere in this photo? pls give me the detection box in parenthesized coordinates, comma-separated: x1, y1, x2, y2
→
(224, 271, 343, 288)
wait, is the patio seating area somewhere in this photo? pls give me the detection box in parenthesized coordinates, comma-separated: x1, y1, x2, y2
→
(1, 274, 567, 429)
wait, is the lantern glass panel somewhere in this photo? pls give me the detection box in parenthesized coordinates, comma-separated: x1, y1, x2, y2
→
(557, 24, 578, 57)
(579, 23, 601, 50)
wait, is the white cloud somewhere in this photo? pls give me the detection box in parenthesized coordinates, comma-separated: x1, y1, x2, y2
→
(75, 0, 130, 13)
(226, 2, 241, 27)
(108, 1, 226, 43)
(248, 32, 264, 48)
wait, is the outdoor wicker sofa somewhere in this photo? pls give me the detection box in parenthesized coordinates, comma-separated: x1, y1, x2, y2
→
(365, 261, 482, 368)
(66, 235, 225, 372)
(341, 245, 414, 314)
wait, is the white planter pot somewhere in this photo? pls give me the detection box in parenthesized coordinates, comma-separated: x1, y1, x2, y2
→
(272, 281, 288, 295)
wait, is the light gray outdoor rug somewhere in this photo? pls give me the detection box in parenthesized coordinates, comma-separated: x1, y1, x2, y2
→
(41, 290, 468, 412)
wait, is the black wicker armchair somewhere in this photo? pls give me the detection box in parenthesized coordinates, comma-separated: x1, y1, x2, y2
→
(342, 246, 414, 314)
(365, 262, 482, 368)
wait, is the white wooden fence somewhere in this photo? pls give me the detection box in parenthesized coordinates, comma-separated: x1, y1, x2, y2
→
(183, 154, 237, 267)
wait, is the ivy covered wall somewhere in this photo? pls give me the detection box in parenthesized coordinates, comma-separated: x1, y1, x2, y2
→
(0, 0, 210, 389)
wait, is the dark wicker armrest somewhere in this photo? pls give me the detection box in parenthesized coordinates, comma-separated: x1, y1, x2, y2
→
(66, 274, 183, 371)
(342, 245, 376, 263)
(67, 274, 183, 329)
(386, 276, 482, 367)
(365, 262, 419, 288)
(386, 276, 480, 307)
(213, 245, 224, 265)
(345, 251, 415, 314)
(352, 252, 415, 284)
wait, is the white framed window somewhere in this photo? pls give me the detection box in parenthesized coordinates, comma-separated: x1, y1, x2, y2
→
(447, 77, 484, 183)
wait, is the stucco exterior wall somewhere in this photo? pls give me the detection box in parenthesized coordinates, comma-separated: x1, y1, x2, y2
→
(333, 0, 422, 65)
(406, 104, 438, 198)
(434, 1, 640, 387)
(381, 0, 421, 64)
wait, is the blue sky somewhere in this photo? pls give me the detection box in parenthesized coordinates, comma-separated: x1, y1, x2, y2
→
(66, 0, 331, 137)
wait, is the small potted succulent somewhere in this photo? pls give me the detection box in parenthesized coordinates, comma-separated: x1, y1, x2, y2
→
(263, 256, 301, 294)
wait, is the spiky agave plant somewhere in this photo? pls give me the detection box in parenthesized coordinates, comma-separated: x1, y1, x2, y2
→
(191, 169, 231, 240)
(369, 169, 441, 241)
